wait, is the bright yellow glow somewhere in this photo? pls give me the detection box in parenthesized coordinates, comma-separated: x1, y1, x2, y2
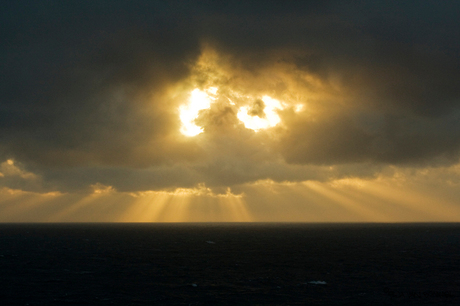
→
(178, 81, 303, 135)
(237, 96, 284, 131)
(179, 88, 216, 136)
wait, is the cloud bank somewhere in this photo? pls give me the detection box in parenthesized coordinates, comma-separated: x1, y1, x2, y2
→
(1, 1, 460, 193)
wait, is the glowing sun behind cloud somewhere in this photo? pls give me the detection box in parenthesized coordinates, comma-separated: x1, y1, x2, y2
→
(237, 96, 284, 131)
(179, 88, 293, 136)
(179, 88, 217, 136)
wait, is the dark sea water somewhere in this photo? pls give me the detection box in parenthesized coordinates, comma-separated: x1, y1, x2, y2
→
(0, 223, 459, 305)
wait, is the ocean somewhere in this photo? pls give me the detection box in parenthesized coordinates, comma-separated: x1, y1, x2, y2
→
(0, 223, 458, 305)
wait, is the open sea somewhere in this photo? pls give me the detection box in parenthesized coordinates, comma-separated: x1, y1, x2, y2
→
(0, 223, 458, 305)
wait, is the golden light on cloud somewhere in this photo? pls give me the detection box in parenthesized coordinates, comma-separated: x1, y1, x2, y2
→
(0, 159, 38, 180)
(91, 183, 116, 194)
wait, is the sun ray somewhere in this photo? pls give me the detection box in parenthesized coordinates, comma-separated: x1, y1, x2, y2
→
(358, 180, 460, 221)
(0, 188, 64, 222)
(49, 193, 104, 222)
(120, 192, 172, 222)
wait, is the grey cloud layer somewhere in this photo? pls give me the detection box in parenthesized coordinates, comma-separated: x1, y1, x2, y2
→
(1, 1, 460, 192)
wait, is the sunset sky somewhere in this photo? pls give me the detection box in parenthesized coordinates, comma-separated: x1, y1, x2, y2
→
(2, 1, 460, 222)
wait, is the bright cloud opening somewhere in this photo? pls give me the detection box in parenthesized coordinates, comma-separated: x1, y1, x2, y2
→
(179, 88, 216, 136)
(237, 96, 284, 131)
(179, 85, 298, 135)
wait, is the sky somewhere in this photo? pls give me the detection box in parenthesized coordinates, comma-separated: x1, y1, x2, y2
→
(1, 0, 460, 222)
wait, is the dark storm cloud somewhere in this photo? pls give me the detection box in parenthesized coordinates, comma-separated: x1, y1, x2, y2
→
(1, 1, 460, 192)
(197, 0, 460, 165)
(1, 1, 201, 168)
(278, 110, 460, 166)
(204, 0, 460, 115)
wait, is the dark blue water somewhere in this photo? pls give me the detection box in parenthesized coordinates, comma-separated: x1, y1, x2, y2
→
(0, 223, 459, 305)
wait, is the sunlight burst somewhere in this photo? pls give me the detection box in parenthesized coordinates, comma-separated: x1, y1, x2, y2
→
(237, 96, 284, 131)
(179, 88, 216, 136)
